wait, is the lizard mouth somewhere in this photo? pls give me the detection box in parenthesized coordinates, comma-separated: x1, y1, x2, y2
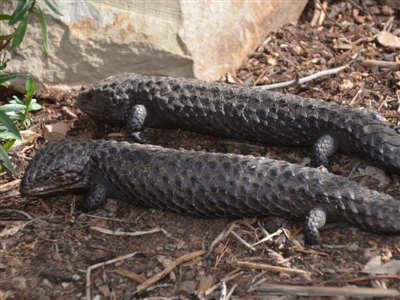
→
(19, 182, 87, 198)
(19, 179, 87, 197)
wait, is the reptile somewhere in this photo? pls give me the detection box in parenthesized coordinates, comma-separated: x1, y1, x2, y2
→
(20, 139, 400, 245)
(77, 73, 400, 175)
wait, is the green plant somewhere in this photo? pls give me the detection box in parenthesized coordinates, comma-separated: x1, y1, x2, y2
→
(0, 112, 22, 176)
(0, 0, 62, 176)
(1, 75, 41, 128)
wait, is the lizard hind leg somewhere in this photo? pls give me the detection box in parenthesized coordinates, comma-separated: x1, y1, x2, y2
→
(127, 104, 150, 143)
(310, 133, 338, 168)
(303, 207, 327, 245)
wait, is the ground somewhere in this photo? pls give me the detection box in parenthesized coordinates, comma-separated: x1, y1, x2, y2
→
(1, 1, 400, 299)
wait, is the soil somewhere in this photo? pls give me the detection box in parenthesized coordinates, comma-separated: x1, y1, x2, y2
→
(1, 1, 400, 299)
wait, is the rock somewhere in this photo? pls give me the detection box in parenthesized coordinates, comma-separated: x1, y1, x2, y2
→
(43, 122, 69, 142)
(11, 276, 27, 291)
(4, 0, 307, 91)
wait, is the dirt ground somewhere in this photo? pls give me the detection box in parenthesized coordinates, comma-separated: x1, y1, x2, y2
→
(1, 1, 400, 299)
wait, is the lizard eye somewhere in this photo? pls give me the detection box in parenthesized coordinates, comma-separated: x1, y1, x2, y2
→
(43, 174, 51, 181)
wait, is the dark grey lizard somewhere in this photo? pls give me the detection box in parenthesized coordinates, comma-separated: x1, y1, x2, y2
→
(77, 73, 400, 175)
(19, 139, 400, 245)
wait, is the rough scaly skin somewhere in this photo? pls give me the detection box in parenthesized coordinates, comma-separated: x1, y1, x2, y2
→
(77, 73, 400, 174)
(20, 140, 400, 245)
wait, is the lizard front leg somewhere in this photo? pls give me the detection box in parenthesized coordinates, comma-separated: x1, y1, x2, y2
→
(78, 184, 107, 212)
(127, 104, 150, 143)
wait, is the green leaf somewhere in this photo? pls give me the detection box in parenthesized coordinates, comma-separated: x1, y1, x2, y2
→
(44, 0, 63, 16)
(0, 33, 14, 40)
(0, 60, 8, 70)
(0, 111, 22, 140)
(0, 14, 12, 21)
(10, 96, 24, 104)
(9, 0, 33, 25)
(0, 73, 19, 83)
(0, 131, 21, 141)
(2, 139, 16, 151)
(35, 6, 48, 51)
(25, 75, 37, 111)
(0, 103, 27, 112)
(0, 145, 17, 176)
(22, 117, 33, 127)
(10, 14, 30, 50)
(0, 60, 11, 71)
(29, 101, 42, 111)
(25, 74, 37, 95)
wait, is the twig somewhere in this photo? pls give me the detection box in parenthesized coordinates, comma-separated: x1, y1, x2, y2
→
(230, 231, 256, 251)
(236, 261, 310, 276)
(316, 0, 342, 27)
(379, 62, 400, 80)
(111, 267, 147, 284)
(206, 221, 237, 258)
(86, 252, 137, 300)
(90, 226, 167, 237)
(310, 0, 321, 27)
(0, 192, 21, 200)
(214, 235, 231, 268)
(256, 65, 348, 90)
(363, 59, 400, 69)
(226, 283, 237, 300)
(0, 179, 21, 193)
(220, 280, 227, 300)
(0, 209, 32, 220)
(377, 95, 389, 112)
(253, 66, 274, 86)
(248, 278, 267, 292)
(196, 274, 215, 297)
(269, 274, 400, 287)
(251, 229, 283, 247)
(258, 283, 399, 297)
(326, 274, 400, 285)
(316, 0, 327, 26)
(205, 270, 244, 296)
(348, 87, 365, 106)
(86, 214, 126, 222)
(0, 38, 12, 52)
(347, 160, 361, 179)
(136, 250, 205, 293)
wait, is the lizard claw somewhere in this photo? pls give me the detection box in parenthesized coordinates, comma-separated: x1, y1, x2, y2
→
(132, 132, 150, 144)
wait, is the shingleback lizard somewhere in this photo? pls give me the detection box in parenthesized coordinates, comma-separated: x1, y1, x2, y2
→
(19, 139, 400, 245)
(77, 73, 400, 175)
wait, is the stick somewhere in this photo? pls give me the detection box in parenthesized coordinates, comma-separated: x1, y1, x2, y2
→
(86, 252, 137, 300)
(256, 65, 347, 90)
(0, 179, 21, 193)
(363, 59, 400, 68)
(136, 250, 205, 293)
(258, 283, 399, 297)
(236, 261, 310, 276)
(90, 226, 167, 237)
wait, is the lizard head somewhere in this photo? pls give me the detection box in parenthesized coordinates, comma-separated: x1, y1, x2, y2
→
(77, 74, 131, 125)
(20, 141, 93, 197)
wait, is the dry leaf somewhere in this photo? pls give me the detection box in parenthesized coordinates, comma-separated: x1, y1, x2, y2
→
(362, 256, 400, 275)
(377, 31, 400, 48)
